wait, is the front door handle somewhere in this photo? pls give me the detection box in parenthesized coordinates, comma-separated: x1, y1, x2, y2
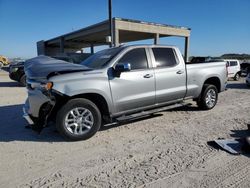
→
(176, 70, 184, 74)
(143, 74, 153, 78)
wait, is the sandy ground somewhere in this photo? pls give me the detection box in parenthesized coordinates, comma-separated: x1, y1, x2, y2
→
(0, 68, 250, 188)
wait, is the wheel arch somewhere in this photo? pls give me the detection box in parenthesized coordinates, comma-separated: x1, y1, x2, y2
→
(203, 77, 221, 93)
(69, 93, 111, 123)
(236, 71, 242, 76)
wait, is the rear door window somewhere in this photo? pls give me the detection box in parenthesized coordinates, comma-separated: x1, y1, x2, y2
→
(152, 48, 177, 67)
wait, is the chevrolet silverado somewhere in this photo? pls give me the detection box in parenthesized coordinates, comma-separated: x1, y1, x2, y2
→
(23, 45, 227, 141)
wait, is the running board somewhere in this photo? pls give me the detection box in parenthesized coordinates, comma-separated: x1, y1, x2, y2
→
(116, 102, 190, 122)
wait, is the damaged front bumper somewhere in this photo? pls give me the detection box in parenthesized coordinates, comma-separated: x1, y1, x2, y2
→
(23, 88, 56, 132)
(23, 101, 34, 125)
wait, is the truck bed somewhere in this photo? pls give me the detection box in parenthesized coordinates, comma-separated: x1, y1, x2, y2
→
(185, 61, 227, 98)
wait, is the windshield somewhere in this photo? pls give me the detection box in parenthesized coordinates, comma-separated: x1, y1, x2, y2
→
(80, 47, 123, 69)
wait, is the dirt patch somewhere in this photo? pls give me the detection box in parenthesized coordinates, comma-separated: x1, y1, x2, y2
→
(0, 70, 250, 187)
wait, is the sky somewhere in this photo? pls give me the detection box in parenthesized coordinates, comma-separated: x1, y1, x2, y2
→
(0, 0, 250, 58)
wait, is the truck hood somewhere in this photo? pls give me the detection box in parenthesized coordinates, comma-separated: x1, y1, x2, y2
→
(24, 56, 92, 80)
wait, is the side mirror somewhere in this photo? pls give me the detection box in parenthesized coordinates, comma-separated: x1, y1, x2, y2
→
(115, 63, 131, 73)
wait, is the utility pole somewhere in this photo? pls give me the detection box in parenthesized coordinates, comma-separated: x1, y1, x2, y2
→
(108, 0, 113, 47)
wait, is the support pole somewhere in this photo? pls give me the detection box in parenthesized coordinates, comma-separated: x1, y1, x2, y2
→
(90, 44, 94, 54)
(184, 37, 189, 62)
(113, 29, 119, 47)
(37, 40, 45, 55)
(60, 37, 64, 54)
(154, 33, 159, 45)
(108, 0, 113, 47)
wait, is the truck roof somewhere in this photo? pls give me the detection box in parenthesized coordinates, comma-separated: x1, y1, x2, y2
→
(113, 44, 177, 49)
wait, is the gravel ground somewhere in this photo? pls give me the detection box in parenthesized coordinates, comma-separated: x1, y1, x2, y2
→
(0, 69, 250, 188)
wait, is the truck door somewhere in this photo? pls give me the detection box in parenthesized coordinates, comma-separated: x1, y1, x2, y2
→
(228, 60, 239, 77)
(109, 48, 155, 113)
(151, 47, 186, 104)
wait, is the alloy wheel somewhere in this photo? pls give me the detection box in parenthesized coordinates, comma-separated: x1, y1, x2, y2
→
(64, 107, 94, 135)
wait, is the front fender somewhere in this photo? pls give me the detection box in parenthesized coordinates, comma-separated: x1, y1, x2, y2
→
(49, 71, 114, 113)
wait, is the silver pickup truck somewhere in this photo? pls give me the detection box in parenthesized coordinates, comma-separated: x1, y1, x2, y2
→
(23, 45, 227, 141)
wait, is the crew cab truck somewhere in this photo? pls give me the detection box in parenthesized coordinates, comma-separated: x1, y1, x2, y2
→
(23, 45, 227, 141)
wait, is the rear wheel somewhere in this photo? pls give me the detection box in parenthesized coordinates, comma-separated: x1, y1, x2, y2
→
(197, 84, 218, 110)
(234, 73, 240, 81)
(56, 98, 101, 141)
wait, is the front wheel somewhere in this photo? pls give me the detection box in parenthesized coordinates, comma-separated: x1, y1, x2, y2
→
(197, 84, 218, 110)
(56, 98, 101, 141)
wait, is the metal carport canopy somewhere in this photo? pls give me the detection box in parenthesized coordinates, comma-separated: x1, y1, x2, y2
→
(37, 18, 191, 61)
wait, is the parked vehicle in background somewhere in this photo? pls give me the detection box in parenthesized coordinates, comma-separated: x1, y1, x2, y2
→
(9, 55, 89, 86)
(23, 45, 227, 141)
(190, 58, 242, 81)
(0, 55, 10, 68)
(224, 59, 241, 81)
(9, 61, 26, 86)
(240, 62, 250, 77)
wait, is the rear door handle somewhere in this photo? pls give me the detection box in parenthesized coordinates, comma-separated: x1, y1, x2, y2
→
(176, 70, 184, 74)
(143, 74, 153, 78)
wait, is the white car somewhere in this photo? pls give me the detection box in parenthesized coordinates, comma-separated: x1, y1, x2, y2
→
(246, 73, 250, 87)
(225, 59, 241, 81)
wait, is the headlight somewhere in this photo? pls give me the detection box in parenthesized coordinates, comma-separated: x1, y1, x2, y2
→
(30, 82, 53, 90)
(10, 67, 18, 72)
(40, 82, 53, 90)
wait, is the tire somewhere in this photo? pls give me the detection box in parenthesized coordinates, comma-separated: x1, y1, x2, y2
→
(197, 84, 218, 110)
(234, 73, 240, 81)
(56, 98, 101, 141)
(19, 74, 27, 87)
